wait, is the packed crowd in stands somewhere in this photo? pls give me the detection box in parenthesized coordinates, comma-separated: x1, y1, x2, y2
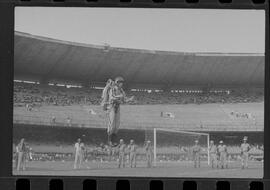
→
(130, 89, 263, 105)
(13, 82, 264, 108)
(14, 83, 100, 107)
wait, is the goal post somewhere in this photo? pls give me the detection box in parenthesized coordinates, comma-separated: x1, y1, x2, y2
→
(146, 128, 210, 166)
(154, 128, 157, 166)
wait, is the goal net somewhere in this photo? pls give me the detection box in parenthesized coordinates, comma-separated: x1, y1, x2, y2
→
(145, 128, 210, 166)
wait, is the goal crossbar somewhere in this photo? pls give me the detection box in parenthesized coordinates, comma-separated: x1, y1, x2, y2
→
(155, 128, 209, 136)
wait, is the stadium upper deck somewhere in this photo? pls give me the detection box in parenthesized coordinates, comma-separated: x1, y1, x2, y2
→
(14, 31, 264, 88)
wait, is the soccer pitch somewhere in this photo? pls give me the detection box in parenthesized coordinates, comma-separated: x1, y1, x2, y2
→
(13, 160, 263, 178)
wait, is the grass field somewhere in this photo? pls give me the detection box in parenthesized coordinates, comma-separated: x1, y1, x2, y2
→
(13, 160, 263, 178)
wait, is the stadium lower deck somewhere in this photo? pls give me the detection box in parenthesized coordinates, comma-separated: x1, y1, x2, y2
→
(13, 160, 263, 178)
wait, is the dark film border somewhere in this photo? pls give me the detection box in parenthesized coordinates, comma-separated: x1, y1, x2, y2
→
(0, 0, 269, 190)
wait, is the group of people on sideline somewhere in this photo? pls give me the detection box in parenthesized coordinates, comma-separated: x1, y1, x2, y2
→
(192, 136, 251, 169)
(73, 138, 153, 169)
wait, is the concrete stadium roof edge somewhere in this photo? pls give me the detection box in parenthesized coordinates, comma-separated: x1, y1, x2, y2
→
(14, 31, 265, 87)
(15, 31, 264, 57)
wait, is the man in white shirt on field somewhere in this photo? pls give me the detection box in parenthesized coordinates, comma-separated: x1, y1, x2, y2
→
(209, 140, 218, 168)
(74, 138, 85, 169)
(240, 136, 250, 169)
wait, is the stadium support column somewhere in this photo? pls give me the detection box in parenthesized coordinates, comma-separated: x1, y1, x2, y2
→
(153, 128, 157, 167)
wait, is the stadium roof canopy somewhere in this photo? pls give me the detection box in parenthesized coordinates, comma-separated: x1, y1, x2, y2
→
(14, 32, 264, 88)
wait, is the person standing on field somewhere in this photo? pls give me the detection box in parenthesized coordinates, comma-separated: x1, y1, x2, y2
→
(128, 139, 137, 168)
(74, 138, 84, 169)
(240, 136, 250, 169)
(14, 144, 19, 169)
(118, 139, 126, 168)
(192, 140, 201, 168)
(145, 140, 153, 168)
(209, 140, 218, 168)
(16, 138, 27, 171)
(218, 140, 228, 169)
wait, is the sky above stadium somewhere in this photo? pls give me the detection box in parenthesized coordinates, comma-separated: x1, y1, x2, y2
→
(15, 8, 265, 53)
